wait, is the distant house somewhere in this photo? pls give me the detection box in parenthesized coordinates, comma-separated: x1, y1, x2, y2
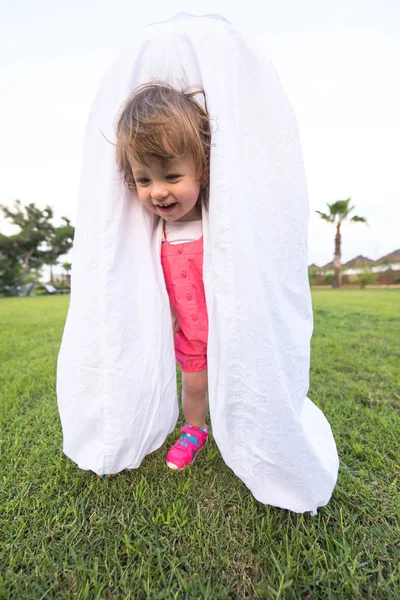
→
(375, 249, 400, 265)
(343, 255, 374, 268)
(342, 255, 374, 276)
(370, 249, 400, 274)
(311, 248, 400, 276)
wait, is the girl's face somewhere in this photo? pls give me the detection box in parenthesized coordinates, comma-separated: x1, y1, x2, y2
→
(130, 156, 202, 221)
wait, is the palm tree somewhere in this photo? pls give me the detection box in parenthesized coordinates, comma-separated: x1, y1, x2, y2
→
(316, 198, 367, 288)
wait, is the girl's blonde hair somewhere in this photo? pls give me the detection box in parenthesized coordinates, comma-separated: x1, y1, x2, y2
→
(116, 82, 211, 191)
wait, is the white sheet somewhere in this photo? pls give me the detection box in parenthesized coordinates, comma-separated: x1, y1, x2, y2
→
(57, 13, 339, 513)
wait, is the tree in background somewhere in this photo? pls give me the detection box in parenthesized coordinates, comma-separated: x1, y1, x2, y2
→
(316, 198, 367, 288)
(62, 262, 72, 287)
(0, 200, 74, 292)
(0, 201, 53, 288)
(44, 218, 74, 285)
(0, 233, 22, 289)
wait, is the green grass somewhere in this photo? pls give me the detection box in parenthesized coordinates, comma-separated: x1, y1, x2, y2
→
(1, 290, 399, 599)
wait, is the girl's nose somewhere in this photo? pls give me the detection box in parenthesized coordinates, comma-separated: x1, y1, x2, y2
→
(151, 182, 169, 200)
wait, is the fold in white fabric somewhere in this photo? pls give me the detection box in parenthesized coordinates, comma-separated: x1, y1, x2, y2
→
(57, 14, 339, 513)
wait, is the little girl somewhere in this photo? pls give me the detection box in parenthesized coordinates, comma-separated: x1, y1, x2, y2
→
(115, 83, 211, 469)
(57, 13, 339, 513)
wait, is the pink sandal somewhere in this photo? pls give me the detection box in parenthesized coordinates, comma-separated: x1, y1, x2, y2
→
(166, 424, 208, 470)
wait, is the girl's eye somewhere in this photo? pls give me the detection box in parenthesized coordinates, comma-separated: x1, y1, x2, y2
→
(166, 174, 181, 181)
(136, 178, 150, 185)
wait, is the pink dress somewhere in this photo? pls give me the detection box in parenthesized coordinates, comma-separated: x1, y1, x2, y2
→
(161, 223, 208, 372)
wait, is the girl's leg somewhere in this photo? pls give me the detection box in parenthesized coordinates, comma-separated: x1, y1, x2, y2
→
(181, 369, 208, 428)
(166, 369, 208, 470)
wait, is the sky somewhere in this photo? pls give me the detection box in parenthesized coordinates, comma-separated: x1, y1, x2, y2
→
(0, 0, 399, 268)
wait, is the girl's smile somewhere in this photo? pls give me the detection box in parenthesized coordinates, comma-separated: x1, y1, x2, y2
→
(130, 156, 202, 221)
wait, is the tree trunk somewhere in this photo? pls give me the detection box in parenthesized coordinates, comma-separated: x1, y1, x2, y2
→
(333, 223, 342, 288)
(50, 265, 54, 285)
(16, 249, 34, 285)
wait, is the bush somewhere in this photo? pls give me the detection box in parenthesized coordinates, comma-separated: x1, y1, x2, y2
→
(357, 269, 377, 288)
(308, 268, 318, 286)
(323, 273, 334, 285)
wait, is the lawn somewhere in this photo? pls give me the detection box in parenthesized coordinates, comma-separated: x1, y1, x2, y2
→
(1, 290, 399, 599)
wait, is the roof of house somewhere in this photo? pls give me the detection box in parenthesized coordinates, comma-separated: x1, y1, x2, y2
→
(375, 249, 400, 264)
(312, 248, 400, 269)
(343, 255, 374, 268)
(321, 260, 334, 269)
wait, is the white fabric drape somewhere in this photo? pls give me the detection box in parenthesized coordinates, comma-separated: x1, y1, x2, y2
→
(57, 13, 339, 513)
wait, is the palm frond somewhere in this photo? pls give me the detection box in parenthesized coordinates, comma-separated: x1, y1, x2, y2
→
(315, 210, 334, 222)
(316, 198, 367, 228)
(351, 215, 368, 224)
(330, 198, 352, 217)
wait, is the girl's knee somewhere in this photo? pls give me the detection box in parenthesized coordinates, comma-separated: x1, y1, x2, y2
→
(182, 370, 208, 396)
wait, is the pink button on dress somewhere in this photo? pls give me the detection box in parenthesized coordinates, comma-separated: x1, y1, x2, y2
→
(161, 223, 208, 372)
